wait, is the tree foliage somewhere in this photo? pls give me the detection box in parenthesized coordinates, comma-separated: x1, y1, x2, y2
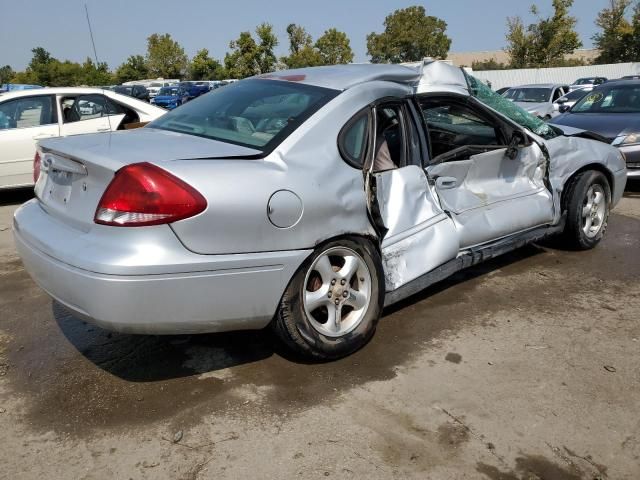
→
(225, 23, 278, 78)
(280, 24, 322, 69)
(591, 0, 640, 63)
(189, 48, 225, 80)
(315, 28, 354, 65)
(0, 65, 14, 84)
(366, 6, 451, 63)
(471, 59, 509, 71)
(146, 33, 188, 78)
(280, 25, 353, 69)
(115, 55, 149, 84)
(506, 0, 582, 68)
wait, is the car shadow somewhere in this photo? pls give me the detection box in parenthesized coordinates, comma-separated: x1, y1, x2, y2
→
(52, 244, 545, 382)
(0, 187, 34, 206)
(624, 178, 640, 196)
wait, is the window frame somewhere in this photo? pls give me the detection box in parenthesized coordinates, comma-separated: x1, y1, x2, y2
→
(417, 93, 524, 166)
(0, 94, 58, 131)
(337, 106, 371, 169)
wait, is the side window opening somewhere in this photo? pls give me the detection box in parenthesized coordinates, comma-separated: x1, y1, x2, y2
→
(420, 99, 504, 161)
(373, 104, 405, 172)
(339, 111, 369, 168)
(0, 95, 55, 130)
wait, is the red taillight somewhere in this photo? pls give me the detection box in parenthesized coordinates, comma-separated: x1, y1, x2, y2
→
(33, 152, 41, 183)
(94, 162, 207, 227)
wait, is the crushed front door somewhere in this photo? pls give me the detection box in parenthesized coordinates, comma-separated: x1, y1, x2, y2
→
(365, 102, 459, 292)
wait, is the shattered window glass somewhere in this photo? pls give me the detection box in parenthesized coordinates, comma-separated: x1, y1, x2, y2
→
(464, 73, 557, 140)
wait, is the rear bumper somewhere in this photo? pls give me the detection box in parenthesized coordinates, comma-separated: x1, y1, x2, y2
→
(13, 200, 311, 334)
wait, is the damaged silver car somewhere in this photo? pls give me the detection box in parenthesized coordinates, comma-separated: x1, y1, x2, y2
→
(14, 61, 627, 359)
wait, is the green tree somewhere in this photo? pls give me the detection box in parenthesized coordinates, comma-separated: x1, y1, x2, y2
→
(471, 59, 509, 71)
(0, 65, 14, 84)
(146, 33, 188, 78)
(593, 0, 633, 63)
(280, 24, 322, 69)
(255, 23, 279, 74)
(25, 47, 56, 85)
(505, 0, 583, 68)
(367, 6, 451, 63)
(189, 48, 225, 80)
(115, 55, 149, 83)
(629, 2, 640, 59)
(80, 58, 113, 85)
(225, 24, 279, 78)
(315, 28, 354, 65)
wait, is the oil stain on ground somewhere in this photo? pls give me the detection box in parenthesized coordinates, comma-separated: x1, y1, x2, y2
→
(476, 454, 584, 480)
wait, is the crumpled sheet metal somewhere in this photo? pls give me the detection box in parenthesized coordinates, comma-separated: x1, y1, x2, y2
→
(427, 146, 554, 249)
(465, 74, 557, 139)
(545, 134, 627, 215)
(375, 165, 459, 291)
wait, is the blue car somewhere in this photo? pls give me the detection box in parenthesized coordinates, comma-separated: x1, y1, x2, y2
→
(151, 86, 189, 109)
(179, 81, 211, 100)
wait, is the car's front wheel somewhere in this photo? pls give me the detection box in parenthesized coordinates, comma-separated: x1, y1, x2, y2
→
(561, 170, 611, 250)
(272, 238, 384, 360)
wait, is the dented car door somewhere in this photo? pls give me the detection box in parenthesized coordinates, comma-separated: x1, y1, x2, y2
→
(365, 100, 459, 292)
(419, 95, 555, 249)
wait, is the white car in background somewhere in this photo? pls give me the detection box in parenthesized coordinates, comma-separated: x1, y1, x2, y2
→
(503, 84, 570, 119)
(0, 87, 165, 189)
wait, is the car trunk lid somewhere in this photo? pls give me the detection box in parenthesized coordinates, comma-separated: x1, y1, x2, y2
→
(35, 128, 261, 231)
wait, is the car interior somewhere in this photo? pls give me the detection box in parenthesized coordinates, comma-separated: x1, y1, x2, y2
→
(59, 95, 140, 128)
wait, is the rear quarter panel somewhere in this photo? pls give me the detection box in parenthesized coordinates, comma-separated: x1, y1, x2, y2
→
(168, 81, 413, 255)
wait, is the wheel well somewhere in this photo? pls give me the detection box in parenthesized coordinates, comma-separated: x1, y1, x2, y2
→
(560, 164, 613, 211)
(313, 233, 381, 256)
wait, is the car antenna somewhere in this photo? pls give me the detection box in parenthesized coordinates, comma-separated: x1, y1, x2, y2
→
(84, 3, 113, 135)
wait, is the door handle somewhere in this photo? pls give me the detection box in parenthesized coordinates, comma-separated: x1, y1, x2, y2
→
(436, 176, 458, 189)
(32, 133, 55, 139)
(97, 127, 111, 132)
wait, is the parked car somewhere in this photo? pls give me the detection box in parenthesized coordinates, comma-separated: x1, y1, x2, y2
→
(150, 85, 190, 109)
(0, 87, 165, 189)
(620, 75, 640, 81)
(14, 62, 626, 360)
(552, 79, 640, 178)
(146, 81, 179, 99)
(569, 77, 607, 92)
(503, 84, 570, 119)
(179, 81, 210, 99)
(553, 87, 589, 113)
(114, 84, 150, 102)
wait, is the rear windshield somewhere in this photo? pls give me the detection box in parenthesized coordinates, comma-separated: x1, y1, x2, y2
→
(159, 87, 179, 95)
(572, 85, 640, 113)
(148, 79, 339, 151)
(574, 78, 595, 85)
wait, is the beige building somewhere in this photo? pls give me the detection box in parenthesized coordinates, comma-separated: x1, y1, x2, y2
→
(446, 48, 600, 67)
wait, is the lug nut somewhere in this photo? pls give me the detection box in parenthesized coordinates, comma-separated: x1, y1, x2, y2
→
(327, 293, 332, 298)
(335, 299, 340, 305)
(331, 279, 336, 285)
(341, 279, 346, 285)
(343, 291, 348, 298)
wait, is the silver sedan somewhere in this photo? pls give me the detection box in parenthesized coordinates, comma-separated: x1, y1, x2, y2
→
(14, 61, 627, 359)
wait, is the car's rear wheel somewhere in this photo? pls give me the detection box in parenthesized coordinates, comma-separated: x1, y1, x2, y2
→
(272, 238, 384, 360)
(560, 170, 611, 250)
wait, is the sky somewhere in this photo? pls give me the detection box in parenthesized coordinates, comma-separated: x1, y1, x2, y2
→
(0, 0, 612, 71)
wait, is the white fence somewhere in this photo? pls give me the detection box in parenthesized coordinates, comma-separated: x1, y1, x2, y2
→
(470, 63, 640, 90)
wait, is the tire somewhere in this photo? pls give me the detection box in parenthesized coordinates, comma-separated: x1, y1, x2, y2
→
(272, 238, 384, 360)
(560, 170, 611, 250)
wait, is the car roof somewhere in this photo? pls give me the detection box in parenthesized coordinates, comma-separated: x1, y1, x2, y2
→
(596, 78, 640, 87)
(0, 86, 130, 101)
(256, 63, 423, 91)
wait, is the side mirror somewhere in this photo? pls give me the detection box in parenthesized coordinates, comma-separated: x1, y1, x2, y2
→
(506, 131, 525, 160)
(559, 105, 570, 113)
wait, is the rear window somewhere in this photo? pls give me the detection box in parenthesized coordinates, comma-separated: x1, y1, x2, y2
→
(148, 79, 339, 152)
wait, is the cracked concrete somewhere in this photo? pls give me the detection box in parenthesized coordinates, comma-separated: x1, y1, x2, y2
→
(0, 184, 639, 479)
